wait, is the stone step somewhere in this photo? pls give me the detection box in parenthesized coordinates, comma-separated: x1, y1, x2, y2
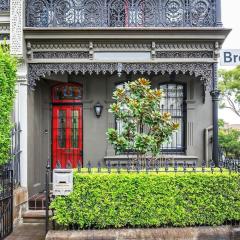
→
(22, 210, 52, 224)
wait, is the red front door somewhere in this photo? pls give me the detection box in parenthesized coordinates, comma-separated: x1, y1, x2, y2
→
(52, 105, 83, 169)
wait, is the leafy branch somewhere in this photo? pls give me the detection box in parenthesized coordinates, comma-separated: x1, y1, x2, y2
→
(219, 66, 240, 118)
(107, 78, 178, 162)
(0, 42, 17, 165)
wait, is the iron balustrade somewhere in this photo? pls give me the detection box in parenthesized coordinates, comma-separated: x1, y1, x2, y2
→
(0, 0, 9, 11)
(26, 0, 219, 28)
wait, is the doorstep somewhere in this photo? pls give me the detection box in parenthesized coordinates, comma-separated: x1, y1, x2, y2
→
(46, 226, 240, 240)
(22, 210, 52, 224)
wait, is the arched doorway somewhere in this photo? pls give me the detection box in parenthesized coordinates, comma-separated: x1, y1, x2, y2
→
(52, 83, 83, 169)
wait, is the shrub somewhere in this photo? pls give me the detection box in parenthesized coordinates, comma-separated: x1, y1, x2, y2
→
(51, 171, 240, 229)
(218, 120, 240, 158)
(0, 43, 17, 165)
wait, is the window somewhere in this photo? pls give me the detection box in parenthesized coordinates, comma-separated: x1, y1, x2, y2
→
(71, 110, 79, 148)
(160, 83, 186, 153)
(115, 82, 186, 154)
(115, 82, 136, 154)
(58, 110, 66, 148)
(115, 82, 127, 135)
(54, 85, 82, 101)
(52, 83, 83, 104)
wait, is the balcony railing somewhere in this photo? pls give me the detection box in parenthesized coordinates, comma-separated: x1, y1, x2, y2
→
(0, 0, 10, 11)
(26, 0, 220, 28)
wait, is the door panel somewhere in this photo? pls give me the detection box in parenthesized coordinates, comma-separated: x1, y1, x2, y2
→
(52, 105, 83, 169)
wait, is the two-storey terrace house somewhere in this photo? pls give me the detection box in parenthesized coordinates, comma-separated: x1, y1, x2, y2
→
(0, 0, 230, 206)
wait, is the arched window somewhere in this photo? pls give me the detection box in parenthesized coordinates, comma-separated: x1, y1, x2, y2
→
(160, 83, 186, 153)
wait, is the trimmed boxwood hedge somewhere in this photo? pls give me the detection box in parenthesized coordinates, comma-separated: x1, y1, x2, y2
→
(51, 171, 240, 229)
(0, 43, 17, 165)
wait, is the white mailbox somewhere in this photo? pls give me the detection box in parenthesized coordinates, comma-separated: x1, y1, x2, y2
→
(53, 169, 73, 196)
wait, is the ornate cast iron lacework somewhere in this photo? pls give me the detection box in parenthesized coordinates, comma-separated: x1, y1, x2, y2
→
(26, 0, 217, 28)
(28, 62, 213, 88)
(33, 51, 90, 59)
(0, 0, 9, 11)
(156, 51, 213, 58)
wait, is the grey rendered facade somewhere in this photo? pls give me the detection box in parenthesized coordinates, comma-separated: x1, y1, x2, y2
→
(0, 0, 230, 197)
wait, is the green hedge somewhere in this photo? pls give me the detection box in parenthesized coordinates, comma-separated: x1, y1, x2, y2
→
(51, 172, 240, 229)
(0, 44, 17, 165)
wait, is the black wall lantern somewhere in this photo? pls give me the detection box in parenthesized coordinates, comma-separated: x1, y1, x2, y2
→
(94, 102, 103, 118)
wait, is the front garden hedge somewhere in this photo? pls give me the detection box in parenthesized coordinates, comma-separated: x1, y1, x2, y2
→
(51, 171, 240, 229)
(0, 44, 17, 165)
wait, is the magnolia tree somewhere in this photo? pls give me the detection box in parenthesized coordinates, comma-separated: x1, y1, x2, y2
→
(107, 78, 179, 162)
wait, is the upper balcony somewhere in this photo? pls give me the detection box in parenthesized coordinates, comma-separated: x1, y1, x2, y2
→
(25, 0, 222, 28)
(0, 0, 10, 12)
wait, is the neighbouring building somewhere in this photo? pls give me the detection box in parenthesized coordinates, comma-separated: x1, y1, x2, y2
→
(0, 0, 230, 209)
(224, 123, 240, 131)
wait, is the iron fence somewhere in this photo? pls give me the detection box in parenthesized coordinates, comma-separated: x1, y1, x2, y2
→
(4, 124, 22, 188)
(0, 124, 20, 238)
(26, 0, 217, 28)
(10, 124, 21, 188)
(45, 158, 240, 233)
(0, 168, 13, 240)
(53, 158, 240, 174)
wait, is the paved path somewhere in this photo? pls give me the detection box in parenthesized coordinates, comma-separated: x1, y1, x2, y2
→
(5, 223, 45, 240)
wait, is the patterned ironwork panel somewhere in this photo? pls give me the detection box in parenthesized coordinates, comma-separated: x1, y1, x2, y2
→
(156, 51, 213, 58)
(26, 0, 217, 27)
(0, 0, 9, 11)
(33, 51, 89, 59)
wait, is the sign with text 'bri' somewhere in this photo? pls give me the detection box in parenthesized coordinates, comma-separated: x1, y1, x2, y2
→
(220, 49, 240, 66)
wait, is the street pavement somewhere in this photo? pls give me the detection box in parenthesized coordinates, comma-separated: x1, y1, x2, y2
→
(5, 223, 45, 240)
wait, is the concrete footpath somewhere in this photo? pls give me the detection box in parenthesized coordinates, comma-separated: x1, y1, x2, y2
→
(5, 223, 45, 240)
